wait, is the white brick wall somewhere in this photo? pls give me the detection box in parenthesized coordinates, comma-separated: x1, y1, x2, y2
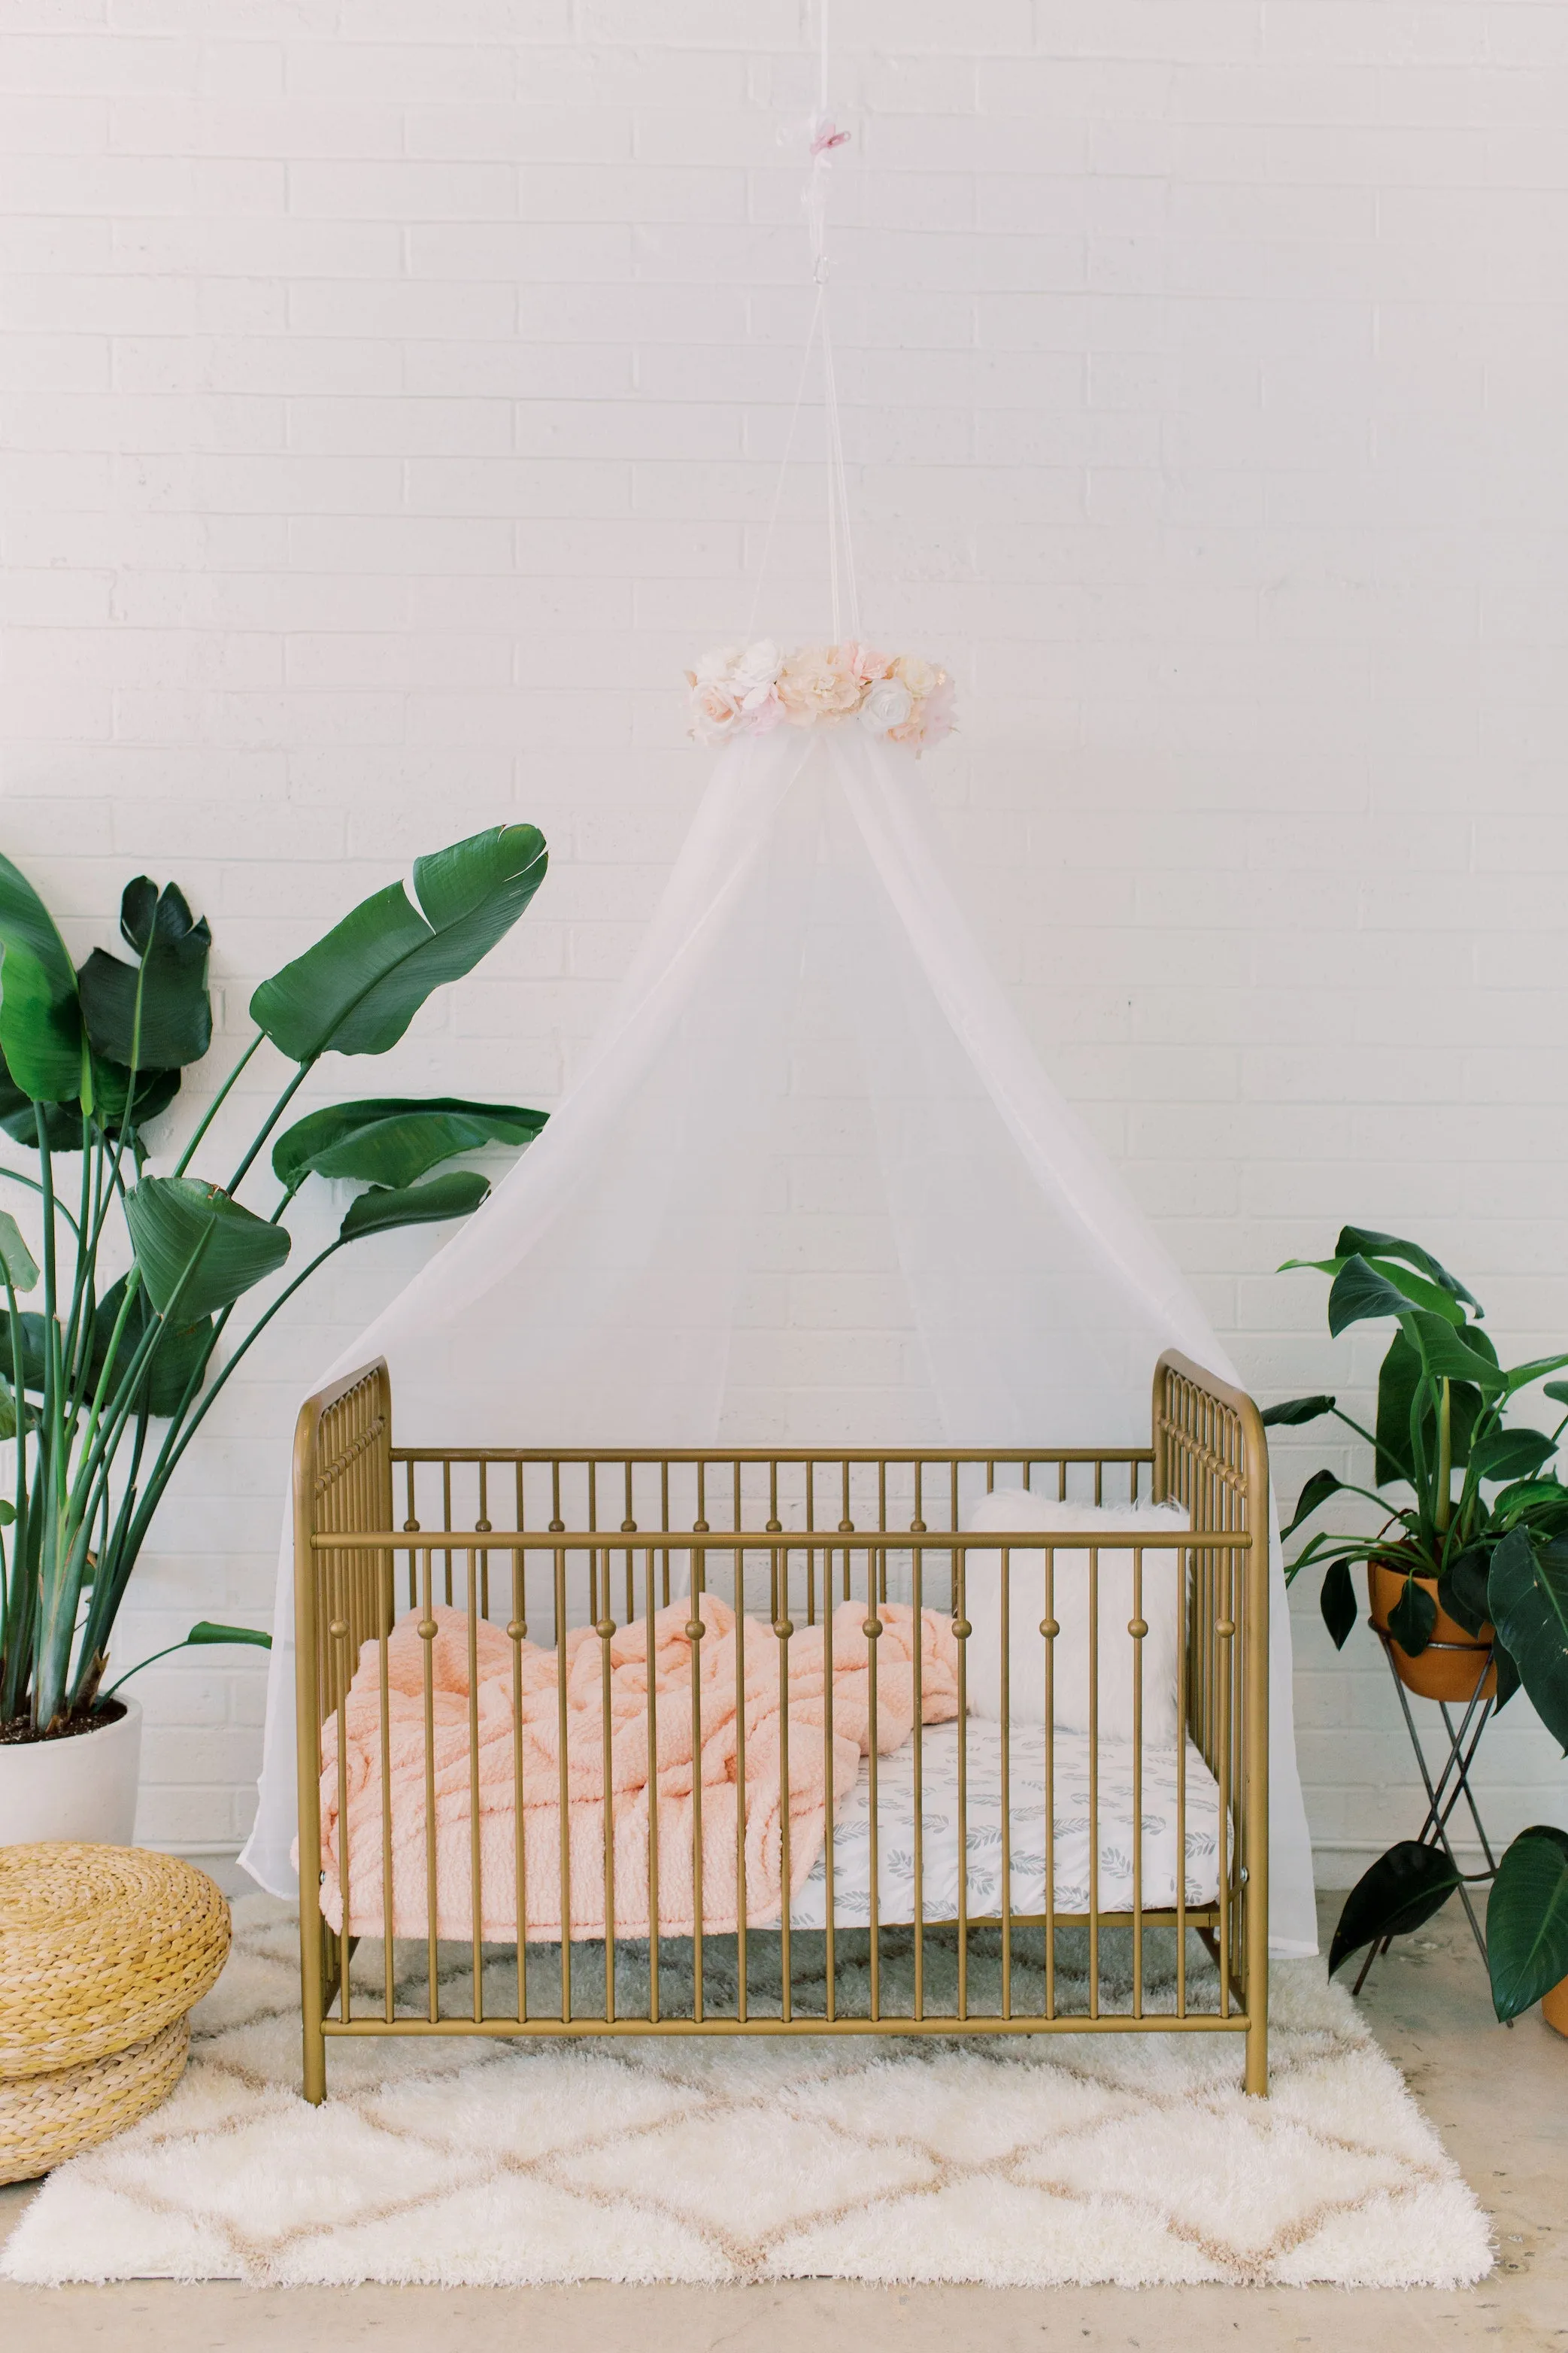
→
(3, 0, 1566, 1883)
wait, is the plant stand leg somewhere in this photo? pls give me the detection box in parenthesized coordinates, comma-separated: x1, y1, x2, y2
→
(1353, 1638, 1497, 1994)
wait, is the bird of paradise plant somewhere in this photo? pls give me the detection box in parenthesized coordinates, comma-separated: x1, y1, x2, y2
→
(0, 827, 547, 1742)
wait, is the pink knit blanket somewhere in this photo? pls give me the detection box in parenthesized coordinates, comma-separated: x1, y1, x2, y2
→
(317, 1592, 960, 1943)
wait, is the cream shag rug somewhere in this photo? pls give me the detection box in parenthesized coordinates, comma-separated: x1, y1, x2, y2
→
(1, 1896, 1491, 2290)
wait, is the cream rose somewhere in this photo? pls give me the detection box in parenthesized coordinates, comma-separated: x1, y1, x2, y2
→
(690, 677, 744, 741)
(691, 643, 743, 685)
(894, 652, 940, 698)
(859, 677, 914, 735)
(730, 638, 782, 694)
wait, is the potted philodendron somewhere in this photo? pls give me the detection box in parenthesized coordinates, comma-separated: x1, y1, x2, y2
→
(1266, 1228, 1568, 2027)
(0, 827, 549, 1842)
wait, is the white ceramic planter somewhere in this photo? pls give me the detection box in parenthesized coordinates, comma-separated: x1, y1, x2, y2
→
(0, 1699, 141, 1847)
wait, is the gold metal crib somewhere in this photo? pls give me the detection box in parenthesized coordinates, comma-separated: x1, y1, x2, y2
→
(294, 1351, 1271, 2099)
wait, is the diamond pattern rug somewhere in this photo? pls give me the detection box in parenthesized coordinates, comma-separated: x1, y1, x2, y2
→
(0, 1896, 1491, 2288)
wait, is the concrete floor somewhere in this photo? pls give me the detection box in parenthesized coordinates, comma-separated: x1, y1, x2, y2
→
(2, 1890, 1563, 2350)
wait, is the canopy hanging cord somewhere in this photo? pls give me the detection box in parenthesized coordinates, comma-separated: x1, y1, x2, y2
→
(745, 0, 861, 643)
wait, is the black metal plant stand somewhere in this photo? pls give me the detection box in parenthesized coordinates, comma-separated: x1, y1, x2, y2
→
(1351, 1632, 1499, 1997)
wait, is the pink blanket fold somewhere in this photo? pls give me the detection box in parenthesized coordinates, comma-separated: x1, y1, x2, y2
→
(316, 1593, 960, 1943)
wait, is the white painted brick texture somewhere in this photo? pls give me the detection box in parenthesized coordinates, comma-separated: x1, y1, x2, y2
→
(2, 1, 1566, 1881)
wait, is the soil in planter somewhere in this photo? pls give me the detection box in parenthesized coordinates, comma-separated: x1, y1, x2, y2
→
(0, 1698, 129, 1747)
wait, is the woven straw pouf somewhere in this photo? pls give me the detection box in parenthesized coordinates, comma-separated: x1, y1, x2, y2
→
(0, 1843, 230, 2183)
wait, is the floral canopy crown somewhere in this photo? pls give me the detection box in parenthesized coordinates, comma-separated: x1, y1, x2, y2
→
(686, 640, 955, 753)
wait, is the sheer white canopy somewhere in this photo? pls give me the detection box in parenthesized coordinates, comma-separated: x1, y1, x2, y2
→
(241, 726, 1317, 1957)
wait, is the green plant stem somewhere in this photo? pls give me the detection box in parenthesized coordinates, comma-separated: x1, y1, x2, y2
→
(171, 1030, 264, 1179)
(57, 1113, 96, 1454)
(99, 1639, 194, 1699)
(44, 1236, 213, 1718)
(71, 1265, 144, 1474)
(226, 1061, 309, 1197)
(31, 1108, 68, 1728)
(0, 1168, 80, 1238)
(1327, 1406, 1384, 1457)
(0, 1262, 27, 1717)
(1436, 1377, 1452, 1539)
(103, 1237, 348, 1623)
(82, 947, 148, 1292)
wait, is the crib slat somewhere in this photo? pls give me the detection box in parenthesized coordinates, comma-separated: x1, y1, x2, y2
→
(821, 1550, 836, 2023)
(599, 1561, 617, 2027)
(1088, 1544, 1099, 2023)
(735, 1557, 748, 2025)
(467, 1551, 483, 2021)
(688, 1571, 706, 2026)
(511, 1548, 528, 2025)
(419, 1548, 439, 2024)
(554, 1544, 571, 2024)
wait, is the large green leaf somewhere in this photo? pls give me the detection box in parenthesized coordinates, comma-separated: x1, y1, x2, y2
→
(250, 826, 547, 1064)
(0, 851, 83, 1103)
(1494, 1638, 1522, 1711)
(1388, 1572, 1438, 1656)
(86, 1275, 214, 1420)
(124, 1177, 291, 1321)
(1327, 1255, 1424, 1337)
(1373, 1331, 1480, 1488)
(0, 1210, 38, 1293)
(0, 1308, 56, 1392)
(1289, 1253, 1468, 1326)
(1472, 1427, 1556, 1485)
(0, 1370, 35, 1441)
(1438, 1545, 1493, 1638)
(1494, 1476, 1568, 1539)
(1284, 1467, 1342, 1538)
(273, 1095, 546, 1195)
(1404, 1310, 1508, 1393)
(338, 1170, 490, 1242)
(1334, 1227, 1480, 1312)
(1488, 1527, 1568, 1750)
(1374, 1329, 1421, 1486)
(1320, 1557, 1357, 1650)
(0, 1046, 83, 1149)
(186, 1619, 271, 1650)
(1488, 1826, 1568, 2022)
(1329, 1841, 1463, 1974)
(1260, 1393, 1336, 1428)
(91, 1058, 181, 1139)
(78, 879, 211, 1072)
(1504, 1352, 1568, 1396)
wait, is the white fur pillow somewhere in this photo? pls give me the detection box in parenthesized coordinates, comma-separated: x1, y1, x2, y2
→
(961, 1490, 1191, 1747)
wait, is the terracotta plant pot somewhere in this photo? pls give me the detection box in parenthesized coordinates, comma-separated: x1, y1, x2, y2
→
(1543, 1977, 1568, 2039)
(1366, 1563, 1496, 1705)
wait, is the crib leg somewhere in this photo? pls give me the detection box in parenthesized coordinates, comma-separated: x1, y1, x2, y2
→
(1245, 2013, 1269, 2098)
(302, 2021, 326, 2106)
(299, 1900, 328, 2105)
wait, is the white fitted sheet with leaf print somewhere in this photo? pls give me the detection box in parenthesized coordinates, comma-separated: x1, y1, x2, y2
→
(790, 1717, 1224, 1927)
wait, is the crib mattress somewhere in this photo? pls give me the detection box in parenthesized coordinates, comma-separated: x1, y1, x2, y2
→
(790, 1720, 1225, 1928)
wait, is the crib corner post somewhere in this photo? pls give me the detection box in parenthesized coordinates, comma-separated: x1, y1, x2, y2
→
(1245, 2002, 1269, 2099)
(1242, 1387, 1271, 2099)
(302, 2002, 327, 2106)
(295, 1386, 328, 2104)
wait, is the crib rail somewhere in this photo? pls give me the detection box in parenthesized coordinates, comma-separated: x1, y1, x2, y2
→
(295, 1353, 1269, 2101)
